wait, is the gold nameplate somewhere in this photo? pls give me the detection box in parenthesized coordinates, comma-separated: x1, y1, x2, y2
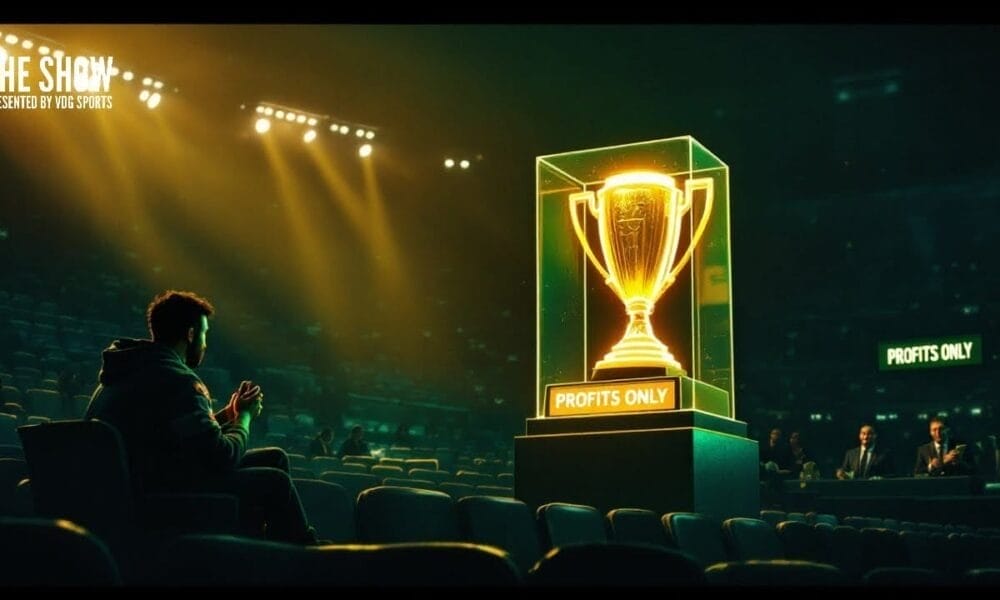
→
(546, 377, 678, 417)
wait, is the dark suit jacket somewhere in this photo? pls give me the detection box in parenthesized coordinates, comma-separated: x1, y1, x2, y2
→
(308, 437, 331, 459)
(913, 440, 974, 476)
(840, 445, 894, 478)
(760, 442, 794, 470)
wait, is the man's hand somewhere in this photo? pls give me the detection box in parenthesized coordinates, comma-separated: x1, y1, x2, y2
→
(943, 449, 960, 465)
(229, 380, 263, 419)
(929, 457, 943, 471)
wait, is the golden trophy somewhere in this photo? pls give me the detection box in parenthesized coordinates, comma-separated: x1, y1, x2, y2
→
(569, 171, 713, 378)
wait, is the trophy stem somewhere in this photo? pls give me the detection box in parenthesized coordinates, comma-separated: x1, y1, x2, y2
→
(626, 306, 656, 339)
(592, 299, 686, 379)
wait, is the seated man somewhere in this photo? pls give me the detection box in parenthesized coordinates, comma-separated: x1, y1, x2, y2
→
(788, 431, 811, 477)
(837, 424, 894, 479)
(337, 425, 371, 458)
(392, 424, 414, 448)
(759, 427, 793, 475)
(85, 290, 317, 544)
(914, 416, 975, 476)
(307, 427, 334, 459)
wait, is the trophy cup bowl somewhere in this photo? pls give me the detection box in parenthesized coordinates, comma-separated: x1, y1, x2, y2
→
(570, 171, 713, 379)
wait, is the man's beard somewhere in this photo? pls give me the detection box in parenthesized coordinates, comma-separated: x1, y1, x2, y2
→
(185, 341, 203, 368)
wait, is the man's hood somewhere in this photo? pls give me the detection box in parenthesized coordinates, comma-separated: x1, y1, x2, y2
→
(98, 338, 183, 385)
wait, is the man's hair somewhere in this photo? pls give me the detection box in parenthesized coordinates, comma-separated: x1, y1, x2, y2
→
(929, 416, 947, 427)
(860, 423, 876, 433)
(147, 290, 215, 344)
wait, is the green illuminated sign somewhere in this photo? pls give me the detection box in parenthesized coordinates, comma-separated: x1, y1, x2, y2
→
(878, 335, 982, 371)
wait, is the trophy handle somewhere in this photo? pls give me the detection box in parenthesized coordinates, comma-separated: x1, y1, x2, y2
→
(569, 191, 612, 282)
(664, 177, 714, 284)
(676, 181, 692, 214)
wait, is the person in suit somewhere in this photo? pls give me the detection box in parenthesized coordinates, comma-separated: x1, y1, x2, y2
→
(788, 430, 810, 477)
(759, 427, 793, 473)
(758, 427, 794, 508)
(307, 427, 334, 459)
(913, 416, 975, 476)
(337, 425, 371, 458)
(837, 424, 895, 479)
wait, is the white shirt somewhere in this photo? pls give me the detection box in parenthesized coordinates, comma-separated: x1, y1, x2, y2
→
(930, 441, 947, 472)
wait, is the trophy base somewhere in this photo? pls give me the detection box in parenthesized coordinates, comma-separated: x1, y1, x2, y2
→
(515, 411, 758, 521)
(591, 365, 678, 381)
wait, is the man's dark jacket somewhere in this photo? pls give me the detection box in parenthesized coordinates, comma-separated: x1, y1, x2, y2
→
(85, 339, 248, 492)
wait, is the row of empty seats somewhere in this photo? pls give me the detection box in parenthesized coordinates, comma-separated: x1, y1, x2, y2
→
(1, 391, 88, 422)
(760, 508, 1000, 535)
(290, 484, 1000, 583)
(666, 510, 1000, 583)
(15, 488, 1000, 585)
(290, 453, 439, 471)
(0, 516, 709, 586)
(304, 468, 512, 499)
